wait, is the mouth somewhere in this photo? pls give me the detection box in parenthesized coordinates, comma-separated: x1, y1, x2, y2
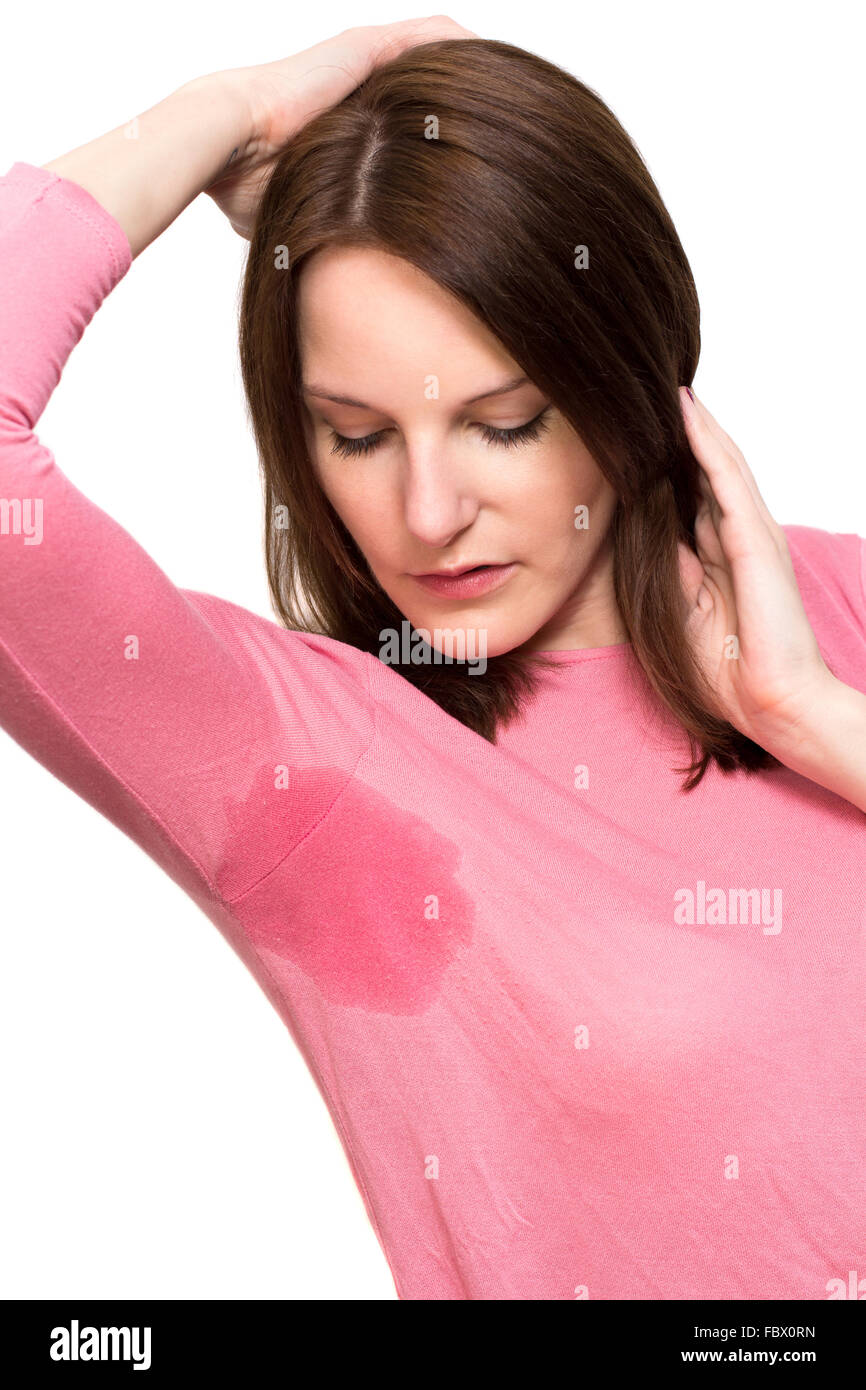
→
(410, 562, 518, 599)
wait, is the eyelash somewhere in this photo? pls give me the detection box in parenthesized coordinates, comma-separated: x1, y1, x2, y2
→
(327, 407, 553, 459)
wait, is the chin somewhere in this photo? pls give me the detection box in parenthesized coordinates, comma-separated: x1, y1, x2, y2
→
(381, 578, 554, 665)
(411, 612, 545, 664)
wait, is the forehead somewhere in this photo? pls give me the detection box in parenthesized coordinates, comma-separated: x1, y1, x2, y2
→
(298, 245, 454, 318)
(297, 245, 518, 385)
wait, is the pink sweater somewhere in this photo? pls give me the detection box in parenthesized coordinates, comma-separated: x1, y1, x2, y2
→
(2, 159, 865, 1301)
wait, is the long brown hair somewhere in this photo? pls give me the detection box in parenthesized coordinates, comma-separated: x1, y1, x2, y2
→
(238, 36, 778, 791)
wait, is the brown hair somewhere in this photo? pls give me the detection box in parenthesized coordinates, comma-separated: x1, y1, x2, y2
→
(238, 36, 778, 791)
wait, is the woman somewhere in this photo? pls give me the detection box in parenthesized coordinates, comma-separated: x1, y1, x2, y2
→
(1, 16, 864, 1301)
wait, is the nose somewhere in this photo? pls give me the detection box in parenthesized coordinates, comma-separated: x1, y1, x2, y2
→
(402, 439, 480, 550)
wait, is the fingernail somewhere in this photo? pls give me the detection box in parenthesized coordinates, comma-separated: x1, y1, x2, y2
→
(685, 387, 694, 402)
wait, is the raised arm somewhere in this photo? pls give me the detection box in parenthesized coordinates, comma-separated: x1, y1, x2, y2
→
(0, 152, 378, 914)
(0, 49, 389, 914)
(1, 21, 475, 913)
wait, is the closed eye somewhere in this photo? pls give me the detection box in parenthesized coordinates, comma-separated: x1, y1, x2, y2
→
(327, 407, 553, 459)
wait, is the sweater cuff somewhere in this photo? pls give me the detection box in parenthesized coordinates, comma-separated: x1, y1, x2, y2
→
(3, 160, 133, 281)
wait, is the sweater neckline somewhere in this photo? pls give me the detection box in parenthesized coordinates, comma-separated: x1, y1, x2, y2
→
(532, 641, 632, 664)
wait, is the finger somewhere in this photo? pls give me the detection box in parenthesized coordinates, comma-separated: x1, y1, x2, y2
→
(688, 402, 793, 579)
(685, 388, 777, 530)
(680, 388, 778, 555)
(695, 461, 723, 536)
(372, 16, 479, 64)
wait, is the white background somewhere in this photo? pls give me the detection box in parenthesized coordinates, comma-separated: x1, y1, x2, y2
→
(1, 0, 863, 1299)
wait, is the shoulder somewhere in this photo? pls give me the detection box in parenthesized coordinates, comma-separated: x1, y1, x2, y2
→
(781, 523, 866, 687)
(782, 523, 865, 623)
(179, 587, 375, 703)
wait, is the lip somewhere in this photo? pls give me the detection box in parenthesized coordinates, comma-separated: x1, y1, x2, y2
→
(411, 562, 518, 598)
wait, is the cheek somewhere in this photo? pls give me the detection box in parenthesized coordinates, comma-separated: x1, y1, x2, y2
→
(510, 449, 612, 576)
(513, 445, 600, 530)
(551, 444, 613, 520)
(318, 469, 391, 562)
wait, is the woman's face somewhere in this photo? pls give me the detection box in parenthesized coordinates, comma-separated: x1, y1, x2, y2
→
(298, 246, 627, 658)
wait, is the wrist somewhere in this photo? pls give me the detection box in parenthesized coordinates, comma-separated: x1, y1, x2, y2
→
(41, 75, 259, 259)
(767, 672, 866, 813)
(177, 72, 259, 173)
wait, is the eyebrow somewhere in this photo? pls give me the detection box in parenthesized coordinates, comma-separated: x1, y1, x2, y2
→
(301, 373, 532, 409)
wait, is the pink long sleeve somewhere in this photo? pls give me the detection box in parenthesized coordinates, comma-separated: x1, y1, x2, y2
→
(2, 159, 865, 1302)
(0, 161, 376, 914)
